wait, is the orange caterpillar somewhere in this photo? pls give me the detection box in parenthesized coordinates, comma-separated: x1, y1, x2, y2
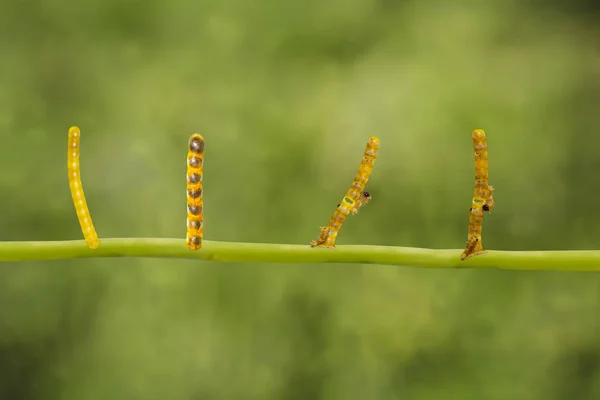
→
(67, 126, 99, 249)
(311, 137, 380, 248)
(186, 134, 204, 250)
(461, 129, 493, 260)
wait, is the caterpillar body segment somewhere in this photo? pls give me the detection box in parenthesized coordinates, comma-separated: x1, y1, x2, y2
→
(472, 129, 494, 212)
(312, 200, 353, 248)
(355, 137, 380, 187)
(67, 126, 99, 249)
(460, 200, 485, 260)
(186, 134, 204, 250)
(337, 191, 372, 215)
(311, 137, 380, 248)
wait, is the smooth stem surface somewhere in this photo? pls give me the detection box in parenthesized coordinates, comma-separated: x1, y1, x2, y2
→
(0, 238, 600, 270)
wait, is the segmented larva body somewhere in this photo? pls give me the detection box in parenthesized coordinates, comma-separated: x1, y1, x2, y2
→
(472, 129, 494, 212)
(67, 126, 99, 249)
(461, 129, 493, 260)
(338, 191, 372, 215)
(461, 200, 484, 260)
(186, 134, 204, 250)
(311, 137, 380, 248)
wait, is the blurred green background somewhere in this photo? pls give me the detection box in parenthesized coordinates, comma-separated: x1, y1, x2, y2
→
(1, 0, 600, 398)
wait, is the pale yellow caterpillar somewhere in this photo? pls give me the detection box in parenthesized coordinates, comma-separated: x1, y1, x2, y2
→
(67, 126, 99, 249)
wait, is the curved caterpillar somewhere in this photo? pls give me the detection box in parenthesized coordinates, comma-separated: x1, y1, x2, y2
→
(67, 126, 99, 249)
(312, 137, 380, 248)
(461, 129, 493, 260)
(186, 134, 204, 250)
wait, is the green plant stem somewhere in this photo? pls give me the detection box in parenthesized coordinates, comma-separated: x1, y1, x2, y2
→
(0, 238, 599, 270)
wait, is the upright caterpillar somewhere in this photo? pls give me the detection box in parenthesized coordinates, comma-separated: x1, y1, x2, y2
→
(186, 133, 204, 250)
(311, 137, 380, 248)
(472, 129, 494, 212)
(461, 129, 493, 260)
(67, 126, 99, 249)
